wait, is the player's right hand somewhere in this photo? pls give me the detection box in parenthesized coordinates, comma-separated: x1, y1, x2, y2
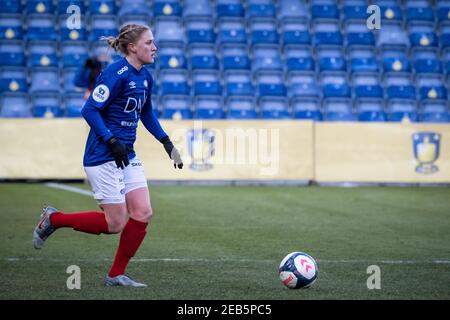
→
(107, 137, 129, 169)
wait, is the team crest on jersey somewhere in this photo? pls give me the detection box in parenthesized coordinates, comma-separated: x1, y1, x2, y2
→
(92, 84, 110, 103)
(144, 80, 148, 88)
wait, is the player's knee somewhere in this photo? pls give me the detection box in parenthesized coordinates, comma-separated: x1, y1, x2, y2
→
(107, 217, 127, 234)
(131, 206, 152, 223)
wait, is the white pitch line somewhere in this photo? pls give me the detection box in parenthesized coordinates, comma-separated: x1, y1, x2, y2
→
(45, 182, 92, 197)
(3, 257, 450, 264)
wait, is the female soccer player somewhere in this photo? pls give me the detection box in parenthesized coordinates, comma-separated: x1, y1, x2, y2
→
(33, 24, 183, 287)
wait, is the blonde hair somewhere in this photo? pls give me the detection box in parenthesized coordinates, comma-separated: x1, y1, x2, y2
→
(101, 24, 150, 55)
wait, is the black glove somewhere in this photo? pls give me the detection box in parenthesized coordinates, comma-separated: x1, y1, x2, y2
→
(107, 137, 129, 169)
(160, 136, 183, 169)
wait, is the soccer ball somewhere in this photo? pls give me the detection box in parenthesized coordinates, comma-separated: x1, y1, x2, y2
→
(279, 252, 318, 289)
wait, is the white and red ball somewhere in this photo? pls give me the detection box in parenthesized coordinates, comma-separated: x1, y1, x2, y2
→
(279, 252, 318, 289)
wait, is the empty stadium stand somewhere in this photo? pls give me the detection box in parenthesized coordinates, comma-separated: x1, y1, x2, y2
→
(0, 0, 449, 121)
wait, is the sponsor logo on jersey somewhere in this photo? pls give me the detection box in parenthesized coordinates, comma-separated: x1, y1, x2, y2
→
(117, 66, 128, 75)
(129, 81, 136, 89)
(92, 84, 110, 103)
(121, 121, 138, 127)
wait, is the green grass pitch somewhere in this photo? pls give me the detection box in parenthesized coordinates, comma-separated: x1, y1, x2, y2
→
(0, 183, 449, 299)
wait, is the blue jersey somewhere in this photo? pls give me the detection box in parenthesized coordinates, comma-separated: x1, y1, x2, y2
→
(81, 57, 167, 167)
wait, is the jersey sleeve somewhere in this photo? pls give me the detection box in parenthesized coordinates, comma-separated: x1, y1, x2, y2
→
(84, 68, 122, 110)
(141, 73, 168, 141)
(81, 67, 123, 142)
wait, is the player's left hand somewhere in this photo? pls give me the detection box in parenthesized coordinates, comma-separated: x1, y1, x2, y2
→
(160, 136, 183, 169)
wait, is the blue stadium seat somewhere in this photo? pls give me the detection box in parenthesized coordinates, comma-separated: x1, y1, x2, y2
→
(154, 0, 182, 17)
(221, 44, 250, 70)
(195, 95, 224, 119)
(216, 0, 244, 18)
(288, 72, 320, 98)
(317, 47, 346, 72)
(259, 97, 290, 119)
(313, 20, 343, 46)
(323, 98, 355, 121)
(440, 23, 450, 49)
(90, 0, 116, 15)
(190, 44, 219, 70)
(158, 44, 187, 70)
(26, 14, 57, 41)
(186, 18, 215, 44)
(0, 67, 27, 93)
(252, 45, 283, 72)
(58, 1, 86, 15)
(420, 100, 450, 122)
(357, 99, 386, 122)
(321, 73, 351, 98)
(409, 23, 438, 48)
(377, 22, 409, 48)
(0, 0, 22, 14)
(154, 17, 185, 45)
(285, 46, 315, 72)
(343, 2, 369, 21)
(0, 40, 25, 66)
(29, 67, 60, 93)
(183, 0, 213, 18)
(118, 14, 151, 27)
(348, 47, 379, 72)
(353, 73, 383, 99)
(379, 1, 403, 22)
(0, 92, 31, 117)
(65, 92, 86, 117)
(386, 73, 416, 100)
(278, 0, 309, 20)
(32, 93, 64, 118)
(89, 15, 118, 42)
(291, 97, 322, 120)
(416, 75, 447, 101)
(282, 19, 311, 46)
(160, 70, 190, 95)
(0, 14, 22, 40)
(61, 42, 89, 67)
(382, 49, 411, 73)
(118, 1, 151, 17)
(250, 18, 279, 45)
(437, 1, 450, 23)
(406, 1, 434, 23)
(311, 2, 340, 20)
(217, 18, 246, 44)
(247, 0, 276, 19)
(388, 100, 418, 122)
(161, 95, 192, 119)
(26, 0, 54, 14)
(256, 71, 287, 97)
(59, 14, 88, 41)
(345, 21, 375, 47)
(226, 96, 258, 119)
(28, 41, 58, 68)
(192, 70, 222, 96)
(224, 71, 254, 96)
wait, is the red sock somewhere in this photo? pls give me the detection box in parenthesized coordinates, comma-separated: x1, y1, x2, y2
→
(50, 211, 109, 235)
(108, 218, 148, 277)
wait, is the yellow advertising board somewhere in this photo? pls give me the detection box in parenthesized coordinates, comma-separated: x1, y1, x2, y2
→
(136, 120, 314, 181)
(315, 122, 450, 183)
(0, 119, 314, 181)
